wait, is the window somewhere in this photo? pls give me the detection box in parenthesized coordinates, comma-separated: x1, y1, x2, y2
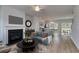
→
(61, 23, 72, 36)
(48, 22, 58, 29)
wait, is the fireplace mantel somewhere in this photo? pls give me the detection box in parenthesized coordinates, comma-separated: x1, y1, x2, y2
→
(0, 6, 26, 45)
(3, 25, 25, 44)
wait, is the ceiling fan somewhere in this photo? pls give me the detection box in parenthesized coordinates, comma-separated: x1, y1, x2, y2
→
(32, 5, 46, 12)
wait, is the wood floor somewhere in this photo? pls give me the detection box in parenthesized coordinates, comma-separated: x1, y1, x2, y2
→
(46, 37, 79, 53)
(1, 36, 79, 53)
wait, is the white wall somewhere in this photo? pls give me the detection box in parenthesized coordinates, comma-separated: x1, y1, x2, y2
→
(0, 6, 26, 44)
(72, 6, 79, 49)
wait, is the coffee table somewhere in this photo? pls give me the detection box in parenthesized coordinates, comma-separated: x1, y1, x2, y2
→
(17, 40, 37, 53)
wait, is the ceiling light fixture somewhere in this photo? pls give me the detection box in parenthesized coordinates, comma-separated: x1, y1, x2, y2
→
(34, 5, 40, 11)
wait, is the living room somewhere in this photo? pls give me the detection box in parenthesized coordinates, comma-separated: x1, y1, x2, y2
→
(0, 5, 79, 53)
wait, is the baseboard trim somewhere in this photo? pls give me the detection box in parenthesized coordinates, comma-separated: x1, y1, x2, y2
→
(71, 37, 79, 50)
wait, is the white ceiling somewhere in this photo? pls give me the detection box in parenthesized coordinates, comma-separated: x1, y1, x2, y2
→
(8, 5, 73, 18)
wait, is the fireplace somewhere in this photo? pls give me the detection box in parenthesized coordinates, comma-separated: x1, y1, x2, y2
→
(8, 29, 23, 45)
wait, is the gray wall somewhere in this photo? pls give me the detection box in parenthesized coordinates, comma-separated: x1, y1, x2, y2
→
(25, 15, 34, 30)
(29, 16, 72, 32)
(25, 15, 40, 32)
(72, 6, 79, 49)
(51, 19, 72, 24)
(0, 6, 2, 41)
(0, 6, 1, 41)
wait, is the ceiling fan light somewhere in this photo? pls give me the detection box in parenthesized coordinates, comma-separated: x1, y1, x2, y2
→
(35, 6, 40, 11)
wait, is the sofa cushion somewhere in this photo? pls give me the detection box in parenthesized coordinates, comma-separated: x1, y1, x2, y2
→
(32, 31, 53, 45)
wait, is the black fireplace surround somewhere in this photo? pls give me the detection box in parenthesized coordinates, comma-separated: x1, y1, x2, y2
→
(8, 29, 23, 45)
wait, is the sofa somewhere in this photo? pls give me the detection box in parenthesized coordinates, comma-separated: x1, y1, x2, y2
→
(32, 31, 53, 46)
